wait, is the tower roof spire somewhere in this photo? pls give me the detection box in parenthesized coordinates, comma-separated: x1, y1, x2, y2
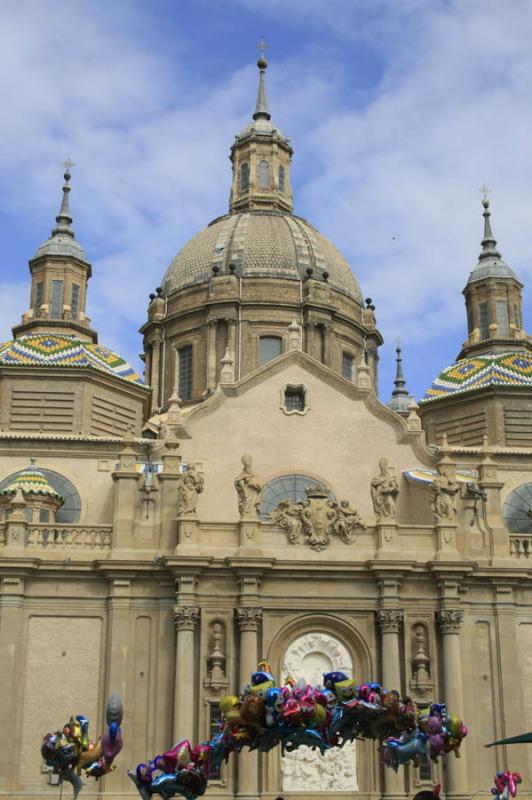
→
(465, 190, 517, 285)
(51, 159, 75, 239)
(388, 343, 413, 414)
(32, 159, 86, 261)
(253, 37, 271, 121)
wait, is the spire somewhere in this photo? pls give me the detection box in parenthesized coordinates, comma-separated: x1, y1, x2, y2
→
(388, 344, 413, 414)
(253, 52, 271, 121)
(478, 189, 501, 262)
(51, 159, 75, 239)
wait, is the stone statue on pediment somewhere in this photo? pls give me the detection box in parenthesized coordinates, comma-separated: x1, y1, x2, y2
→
(235, 454, 263, 517)
(177, 464, 204, 515)
(371, 458, 399, 519)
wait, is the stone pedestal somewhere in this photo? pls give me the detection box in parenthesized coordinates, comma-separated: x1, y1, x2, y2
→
(235, 607, 262, 800)
(112, 446, 141, 550)
(376, 522, 399, 558)
(437, 608, 468, 800)
(377, 608, 406, 800)
(173, 605, 200, 742)
(435, 523, 460, 560)
(176, 514, 200, 552)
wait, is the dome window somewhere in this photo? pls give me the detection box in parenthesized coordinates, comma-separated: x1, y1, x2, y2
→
(342, 352, 354, 381)
(33, 281, 43, 314)
(239, 162, 249, 192)
(177, 344, 193, 401)
(259, 335, 282, 366)
(479, 302, 489, 339)
(71, 284, 80, 320)
(279, 165, 285, 193)
(496, 300, 509, 336)
(258, 160, 269, 189)
(50, 279, 64, 319)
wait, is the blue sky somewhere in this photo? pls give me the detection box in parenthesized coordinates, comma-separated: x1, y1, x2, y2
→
(1, 0, 532, 401)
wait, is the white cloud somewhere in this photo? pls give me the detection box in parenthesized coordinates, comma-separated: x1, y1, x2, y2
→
(1, 0, 532, 399)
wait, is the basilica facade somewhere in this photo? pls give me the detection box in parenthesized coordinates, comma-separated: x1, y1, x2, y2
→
(1, 56, 532, 800)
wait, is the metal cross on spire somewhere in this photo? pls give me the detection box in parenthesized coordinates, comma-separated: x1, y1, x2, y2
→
(479, 183, 491, 202)
(254, 36, 270, 60)
(62, 157, 75, 174)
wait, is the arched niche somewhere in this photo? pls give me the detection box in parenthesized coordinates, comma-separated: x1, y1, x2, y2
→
(263, 613, 375, 796)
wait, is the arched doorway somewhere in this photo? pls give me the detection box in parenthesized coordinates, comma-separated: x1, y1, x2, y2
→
(281, 632, 358, 791)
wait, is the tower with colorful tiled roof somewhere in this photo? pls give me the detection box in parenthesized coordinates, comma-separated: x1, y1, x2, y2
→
(419, 196, 532, 447)
(13, 161, 96, 343)
(459, 194, 530, 359)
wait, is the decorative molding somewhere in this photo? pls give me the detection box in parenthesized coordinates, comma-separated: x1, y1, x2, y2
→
(174, 605, 200, 631)
(376, 608, 404, 633)
(437, 608, 463, 634)
(235, 606, 262, 631)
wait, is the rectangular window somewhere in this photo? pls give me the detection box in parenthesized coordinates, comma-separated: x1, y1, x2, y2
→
(209, 703, 222, 779)
(479, 302, 489, 339)
(50, 280, 64, 319)
(418, 753, 432, 781)
(514, 303, 520, 329)
(496, 300, 509, 337)
(284, 387, 305, 412)
(178, 345, 193, 401)
(259, 336, 282, 366)
(34, 281, 43, 312)
(71, 284, 80, 320)
(342, 352, 354, 381)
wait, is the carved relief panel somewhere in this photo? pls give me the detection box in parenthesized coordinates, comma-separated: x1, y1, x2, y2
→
(281, 632, 358, 792)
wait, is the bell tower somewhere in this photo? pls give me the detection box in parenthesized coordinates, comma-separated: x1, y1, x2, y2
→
(459, 192, 529, 358)
(13, 161, 96, 343)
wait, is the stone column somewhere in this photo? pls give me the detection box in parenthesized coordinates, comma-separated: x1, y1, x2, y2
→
(235, 607, 262, 800)
(150, 331, 162, 414)
(437, 608, 468, 800)
(322, 324, 331, 366)
(377, 608, 406, 800)
(207, 319, 217, 391)
(112, 445, 141, 550)
(173, 605, 200, 742)
(105, 576, 133, 793)
(0, 576, 25, 793)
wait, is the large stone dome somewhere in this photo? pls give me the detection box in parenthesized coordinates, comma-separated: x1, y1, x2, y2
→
(161, 211, 363, 304)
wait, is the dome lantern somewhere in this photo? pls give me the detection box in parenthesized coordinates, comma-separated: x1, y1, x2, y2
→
(229, 53, 293, 214)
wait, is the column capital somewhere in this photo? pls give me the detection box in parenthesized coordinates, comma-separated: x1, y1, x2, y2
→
(437, 608, 463, 634)
(173, 605, 200, 631)
(377, 607, 404, 633)
(235, 606, 262, 631)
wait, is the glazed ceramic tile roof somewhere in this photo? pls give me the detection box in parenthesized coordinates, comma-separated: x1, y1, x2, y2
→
(0, 333, 147, 387)
(0, 466, 63, 499)
(421, 352, 532, 403)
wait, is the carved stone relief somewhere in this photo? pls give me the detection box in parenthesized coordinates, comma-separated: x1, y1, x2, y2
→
(281, 632, 358, 792)
(269, 484, 365, 551)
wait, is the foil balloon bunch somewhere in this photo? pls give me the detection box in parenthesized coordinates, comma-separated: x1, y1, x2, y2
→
(382, 703, 468, 771)
(491, 772, 522, 800)
(41, 693, 123, 799)
(130, 663, 468, 800)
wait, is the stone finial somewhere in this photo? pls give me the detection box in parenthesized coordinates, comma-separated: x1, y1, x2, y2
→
(357, 352, 371, 389)
(288, 318, 303, 351)
(220, 347, 235, 384)
(406, 398, 422, 431)
(167, 389, 183, 428)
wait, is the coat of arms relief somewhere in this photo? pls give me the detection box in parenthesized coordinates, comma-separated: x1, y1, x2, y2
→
(269, 484, 365, 551)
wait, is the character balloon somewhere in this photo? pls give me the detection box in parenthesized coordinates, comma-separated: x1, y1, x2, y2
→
(130, 663, 467, 800)
(41, 693, 123, 799)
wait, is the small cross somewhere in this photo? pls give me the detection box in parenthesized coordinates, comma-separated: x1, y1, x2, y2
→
(254, 36, 270, 59)
(479, 183, 491, 202)
(62, 157, 75, 173)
